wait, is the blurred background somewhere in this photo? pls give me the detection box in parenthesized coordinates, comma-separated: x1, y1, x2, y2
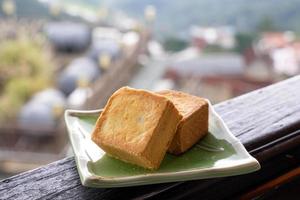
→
(0, 0, 300, 179)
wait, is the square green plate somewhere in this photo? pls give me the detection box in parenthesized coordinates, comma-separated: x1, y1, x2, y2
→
(64, 102, 260, 188)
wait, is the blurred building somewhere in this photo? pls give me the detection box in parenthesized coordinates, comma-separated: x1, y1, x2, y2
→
(58, 57, 100, 96)
(45, 21, 91, 52)
(254, 31, 300, 77)
(190, 26, 236, 50)
(164, 48, 273, 103)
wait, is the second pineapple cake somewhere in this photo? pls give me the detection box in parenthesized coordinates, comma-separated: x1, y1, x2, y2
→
(158, 90, 209, 155)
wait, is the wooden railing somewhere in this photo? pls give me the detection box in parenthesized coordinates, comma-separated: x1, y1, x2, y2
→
(1, 75, 300, 199)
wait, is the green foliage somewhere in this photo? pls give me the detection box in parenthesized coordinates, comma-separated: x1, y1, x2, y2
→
(0, 39, 51, 78)
(0, 39, 53, 121)
(203, 45, 233, 54)
(257, 16, 278, 32)
(234, 32, 256, 54)
(102, 0, 300, 35)
(163, 36, 188, 52)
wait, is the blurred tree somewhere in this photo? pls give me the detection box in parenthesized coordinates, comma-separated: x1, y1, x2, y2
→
(163, 36, 188, 52)
(257, 15, 278, 32)
(203, 45, 232, 54)
(1, 0, 16, 16)
(235, 32, 256, 54)
(0, 40, 50, 77)
(0, 39, 53, 121)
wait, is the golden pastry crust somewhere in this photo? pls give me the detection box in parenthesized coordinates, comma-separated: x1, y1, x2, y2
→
(157, 90, 209, 155)
(92, 87, 182, 169)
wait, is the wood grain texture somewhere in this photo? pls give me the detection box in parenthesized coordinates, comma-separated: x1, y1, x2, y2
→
(239, 166, 300, 199)
(1, 75, 300, 200)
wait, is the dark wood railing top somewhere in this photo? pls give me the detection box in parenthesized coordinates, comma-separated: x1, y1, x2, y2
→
(1, 75, 300, 200)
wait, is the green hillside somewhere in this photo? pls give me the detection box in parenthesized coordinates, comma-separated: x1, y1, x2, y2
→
(103, 0, 300, 36)
(0, 0, 84, 21)
(2, 0, 300, 36)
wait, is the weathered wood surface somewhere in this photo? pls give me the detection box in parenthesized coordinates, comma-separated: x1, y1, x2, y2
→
(243, 169, 300, 200)
(239, 166, 300, 199)
(1, 75, 300, 200)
